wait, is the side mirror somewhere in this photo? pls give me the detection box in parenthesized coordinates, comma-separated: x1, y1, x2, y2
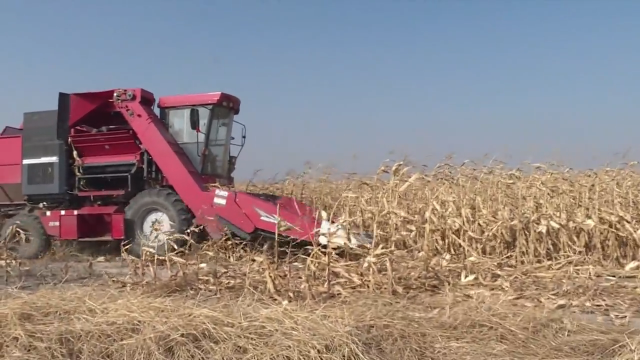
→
(189, 108, 199, 131)
(228, 156, 237, 175)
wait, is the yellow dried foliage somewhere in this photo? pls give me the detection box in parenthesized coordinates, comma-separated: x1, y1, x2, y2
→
(245, 160, 640, 266)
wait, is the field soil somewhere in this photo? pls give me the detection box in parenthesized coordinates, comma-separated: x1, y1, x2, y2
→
(2, 249, 640, 360)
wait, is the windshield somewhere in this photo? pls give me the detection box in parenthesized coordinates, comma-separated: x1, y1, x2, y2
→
(165, 106, 235, 176)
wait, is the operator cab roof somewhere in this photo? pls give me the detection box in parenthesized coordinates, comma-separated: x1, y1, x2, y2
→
(158, 92, 241, 115)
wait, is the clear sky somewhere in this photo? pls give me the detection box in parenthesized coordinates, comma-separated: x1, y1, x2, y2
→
(1, 1, 639, 180)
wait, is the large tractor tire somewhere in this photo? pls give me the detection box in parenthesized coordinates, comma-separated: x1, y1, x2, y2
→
(124, 188, 194, 258)
(0, 213, 51, 259)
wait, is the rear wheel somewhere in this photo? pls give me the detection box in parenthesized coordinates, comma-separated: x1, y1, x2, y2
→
(0, 213, 51, 259)
(124, 188, 194, 258)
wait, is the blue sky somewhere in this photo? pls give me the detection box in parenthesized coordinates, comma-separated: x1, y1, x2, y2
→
(1, 1, 639, 180)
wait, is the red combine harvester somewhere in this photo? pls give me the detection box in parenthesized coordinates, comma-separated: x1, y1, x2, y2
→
(0, 88, 370, 259)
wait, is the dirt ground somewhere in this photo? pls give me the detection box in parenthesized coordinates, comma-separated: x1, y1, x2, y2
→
(2, 245, 640, 359)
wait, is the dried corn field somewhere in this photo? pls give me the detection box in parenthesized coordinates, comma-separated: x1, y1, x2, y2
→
(248, 160, 640, 266)
(3, 160, 640, 359)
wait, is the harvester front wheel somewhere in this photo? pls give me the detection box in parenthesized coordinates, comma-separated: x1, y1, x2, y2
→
(124, 188, 194, 258)
(0, 213, 51, 259)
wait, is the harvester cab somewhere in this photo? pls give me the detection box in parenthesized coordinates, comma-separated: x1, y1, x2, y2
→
(0, 88, 370, 260)
(157, 93, 246, 186)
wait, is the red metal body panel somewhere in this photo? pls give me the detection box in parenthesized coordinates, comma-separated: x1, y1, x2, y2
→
(0, 134, 23, 203)
(233, 192, 320, 241)
(40, 206, 124, 240)
(67, 89, 156, 128)
(69, 129, 142, 164)
(158, 92, 241, 114)
(0, 135, 22, 184)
